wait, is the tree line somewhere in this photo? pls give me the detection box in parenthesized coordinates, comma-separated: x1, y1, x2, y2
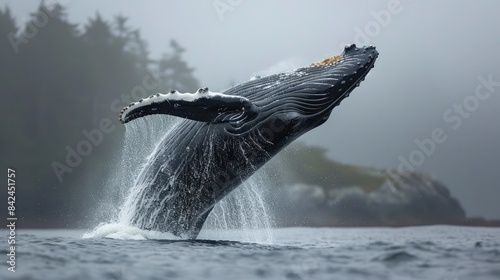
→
(0, 3, 199, 227)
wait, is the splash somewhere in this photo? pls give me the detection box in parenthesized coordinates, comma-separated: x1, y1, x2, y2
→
(117, 117, 182, 226)
(200, 174, 274, 243)
(83, 222, 179, 240)
(89, 115, 274, 242)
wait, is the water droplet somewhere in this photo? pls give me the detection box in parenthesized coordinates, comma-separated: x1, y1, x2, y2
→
(240, 98, 245, 103)
(174, 103, 180, 108)
(341, 81, 346, 85)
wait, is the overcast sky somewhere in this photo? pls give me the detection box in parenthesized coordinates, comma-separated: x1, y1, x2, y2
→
(3, 0, 499, 219)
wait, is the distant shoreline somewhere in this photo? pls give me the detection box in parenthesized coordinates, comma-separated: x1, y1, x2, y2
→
(460, 217, 500, 227)
(278, 217, 500, 228)
(14, 217, 500, 229)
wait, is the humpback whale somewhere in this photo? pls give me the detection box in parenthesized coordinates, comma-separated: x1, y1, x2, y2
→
(119, 44, 379, 239)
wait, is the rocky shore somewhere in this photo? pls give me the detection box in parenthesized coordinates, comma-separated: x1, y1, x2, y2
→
(271, 170, 499, 227)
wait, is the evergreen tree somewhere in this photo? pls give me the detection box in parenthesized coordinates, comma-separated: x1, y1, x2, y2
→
(0, 3, 202, 227)
(156, 39, 200, 92)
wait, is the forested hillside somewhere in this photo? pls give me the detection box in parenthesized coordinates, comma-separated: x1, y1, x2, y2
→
(0, 3, 199, 227)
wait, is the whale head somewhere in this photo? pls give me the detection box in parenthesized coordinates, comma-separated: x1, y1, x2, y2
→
(222, 44, 379, 138)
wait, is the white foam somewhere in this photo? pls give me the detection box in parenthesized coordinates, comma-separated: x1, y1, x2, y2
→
(82, 223, 180, 240)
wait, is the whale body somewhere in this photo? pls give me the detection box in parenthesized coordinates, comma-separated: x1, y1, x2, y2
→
(119, 44, 379, 238)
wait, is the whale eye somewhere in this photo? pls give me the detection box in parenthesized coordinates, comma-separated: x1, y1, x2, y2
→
(290, 114, 301, 124)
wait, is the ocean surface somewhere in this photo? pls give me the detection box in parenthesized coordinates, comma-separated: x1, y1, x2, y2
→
(1, 226, 499, 280)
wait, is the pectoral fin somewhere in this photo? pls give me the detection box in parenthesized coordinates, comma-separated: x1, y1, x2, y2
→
(119, 88, 259, 124)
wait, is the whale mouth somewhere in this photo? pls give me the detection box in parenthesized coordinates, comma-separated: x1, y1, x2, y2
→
(119, 44, 378, 127)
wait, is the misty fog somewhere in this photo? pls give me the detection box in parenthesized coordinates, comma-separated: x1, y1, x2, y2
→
(2, 0, 499, 219)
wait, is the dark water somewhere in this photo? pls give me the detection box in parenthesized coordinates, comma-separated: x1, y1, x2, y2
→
(1, 226, 499, 280)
